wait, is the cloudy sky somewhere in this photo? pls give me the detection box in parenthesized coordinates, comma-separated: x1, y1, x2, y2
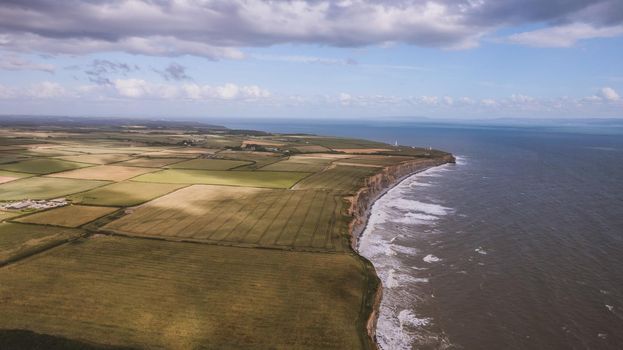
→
(0, 0, 622, 119)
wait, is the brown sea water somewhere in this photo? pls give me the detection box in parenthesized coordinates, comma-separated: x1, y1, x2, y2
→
(223, 120, 623, 349)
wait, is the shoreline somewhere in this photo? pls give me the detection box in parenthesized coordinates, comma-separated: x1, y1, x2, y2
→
(345, 155, 455, 349)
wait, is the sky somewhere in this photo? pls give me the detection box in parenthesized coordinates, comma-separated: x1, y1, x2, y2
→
(0, 0, 622, 120)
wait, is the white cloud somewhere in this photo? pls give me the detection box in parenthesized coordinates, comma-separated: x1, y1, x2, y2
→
(338, 93, 353, 105)
(0, 54, 55, 73)
(27, 81, 67, 98)
(114, 79, 151, 98)
(600, 87, 620, 101)
(507, 23, 623, 48)
(1, 34, 244, 60)
(110, 79, 270, 100)
(510, 94, 535, 103)
(480, 98, 497, 106)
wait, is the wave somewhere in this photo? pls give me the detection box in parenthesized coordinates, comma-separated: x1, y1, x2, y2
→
(359, 163, 456, 349)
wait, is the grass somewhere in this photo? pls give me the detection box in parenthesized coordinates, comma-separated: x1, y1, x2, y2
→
(48, 165, 158, 182)
(292, 145, 331, 153)
(104, 185, 351, 252)
(336, 155, 415, 166)
(294, 165, 380, 193)
(167, 158, 252, 170)
(132, 169, 310, 189)
(283, 136, 389, 150)
(0, 177, 110, 201)
(53, 146, 141, 155)
(0, 154, 31, 165)
(115, 157, 186, 168)
(259, 155, 333, 173)
(15, 205, 118, 228)
(0, 158, 91, 174)
(68, 181, 187, 206)
(19, 148, 82, 157)
(56, 154, 135, 165)
(0, 235, 370, 349)
(0, 222, 83, 264)
(217, 150, 285, 170)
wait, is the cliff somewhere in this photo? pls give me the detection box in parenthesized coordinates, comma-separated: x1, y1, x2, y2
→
(345, 154, 455, 349)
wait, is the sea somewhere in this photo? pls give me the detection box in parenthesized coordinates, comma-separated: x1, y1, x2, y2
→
(220, 119, 623, 349)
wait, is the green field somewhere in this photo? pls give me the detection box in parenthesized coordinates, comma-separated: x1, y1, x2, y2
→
(15, 205, 118, 228)
(19, 148, 82, 157)
(116, 157, 186, 168)
(259, 155, 333, 172)
(216, 150, 285, 169)
(0, 177, 110, 200)
(294, 166, 380, 193)
(56, 153, 135, 165)
(337, 155, 414, 166)
(0, 154, 31, 165)
(68, 181, 187, 206)
(167, 158, 252, 170)
(105, 185, 351, 251)
(0, 222, 83, 264)
(48, 165, 158, 181)
(0, 158, 91, 174)
(133, 169, 310, 189)
(0, 236, 371, 349)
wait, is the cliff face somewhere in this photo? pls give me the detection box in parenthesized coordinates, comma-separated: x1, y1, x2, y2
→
(345, 154, 455, 349)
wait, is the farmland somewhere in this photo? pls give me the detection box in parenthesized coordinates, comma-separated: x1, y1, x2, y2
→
(0, 119, 452, 350)
(259, 155, 333, 172)
(0, 158, 90, 174)
(68, 181, 187, 206)
(167, 158, 252, 170)
(15, 205, 118, 228)
(133, 169, 310, 188)
(105, 185, 351, 251)
(56, 153, 135, 165)
(0, 177, 110, 200)
(0, 236, 371, 349)
(0, 223, 83, 264)
(48, 165, 158, 181)
(295, 165, 379, 193)
(116, 157, 186, 168)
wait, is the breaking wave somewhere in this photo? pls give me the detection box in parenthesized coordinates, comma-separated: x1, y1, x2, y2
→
(359, 161, 459, 349)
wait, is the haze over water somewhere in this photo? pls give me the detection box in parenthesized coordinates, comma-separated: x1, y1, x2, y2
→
(230, 120, 623, 349)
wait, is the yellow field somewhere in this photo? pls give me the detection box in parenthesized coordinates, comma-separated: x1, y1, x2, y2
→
(48, 165, 158, 181)
(104, 185, 351, 251)
(0, 236, 371, 349)
(15, 205, 118, 228)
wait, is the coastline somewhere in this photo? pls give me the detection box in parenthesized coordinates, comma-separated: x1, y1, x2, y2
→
(345, 155, 455, 349)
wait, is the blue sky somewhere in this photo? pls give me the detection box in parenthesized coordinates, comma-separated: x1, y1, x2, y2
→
(0, 1, 622, 120)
